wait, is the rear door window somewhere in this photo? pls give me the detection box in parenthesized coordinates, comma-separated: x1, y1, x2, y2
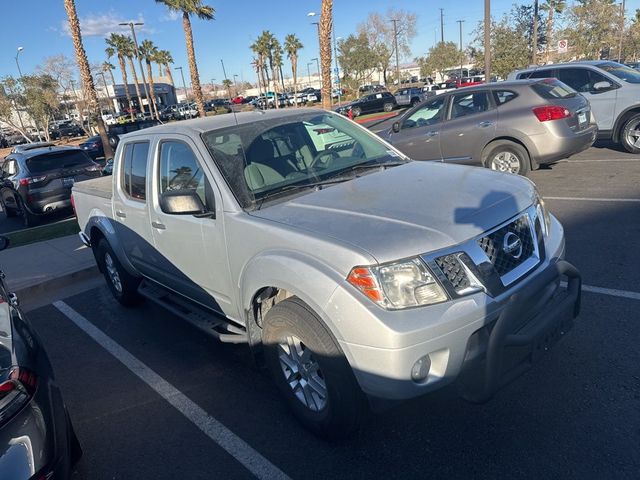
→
(494, 90, 517, 105)
(527, 68, 555, 79)
(449, 91, 491, 119)
(556, 68, 592, 92)
(26, 150, 93, 174)
(121, 141, 150, 201)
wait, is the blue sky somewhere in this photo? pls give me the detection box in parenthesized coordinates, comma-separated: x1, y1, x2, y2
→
(3, 0, 639, 86)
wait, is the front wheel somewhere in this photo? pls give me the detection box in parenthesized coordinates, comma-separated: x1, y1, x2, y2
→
(620, 113, 640, 153)
(262, 297, 367, 439)
(96, 239, 141, 307)
(383, 102, 394, 112)
(351, 107, 361, 117)
(484, 140, 530, 176)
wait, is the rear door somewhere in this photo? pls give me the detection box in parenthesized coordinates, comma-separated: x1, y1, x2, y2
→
(112, 139, 157, 276)
(149, 136, 233, 313)
(439, 90, 497, 165)
(556, 67, 618, 130)
(387, 95, 447, 161)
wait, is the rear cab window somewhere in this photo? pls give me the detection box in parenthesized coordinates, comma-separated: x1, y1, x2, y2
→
(26, 150, 93, 174)
(531, 79, 578, 99)
(121, 141, 150, 201)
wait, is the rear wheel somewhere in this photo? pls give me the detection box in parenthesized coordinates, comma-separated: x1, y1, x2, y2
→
(484, 140, 530, 176)
(620, 113, 640, 153)
(17, 197, 38, 228)
(96, 239, 141, 307)
(383, 102, 394, 112)
(1, 195, 17, 218)
(262, 297, 367, 439)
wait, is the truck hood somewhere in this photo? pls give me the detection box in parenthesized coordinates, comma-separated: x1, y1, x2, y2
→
(250, 162, 537, 264)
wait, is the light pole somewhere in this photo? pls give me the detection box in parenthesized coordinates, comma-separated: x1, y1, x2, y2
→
(334, 34, 342, 105)
(307, 12, 323, 91)
(457, 20, 465, 80)
(175, 66, 188, 102)
(391, 19, 401, 86)
(233, 74, 239, 97)
(119, 21, 153, 119)
(484, 0, 491, 83)
(312, 58, 320, 89)
(619, 0, 626, 63)
(15, 47, 24, 77)
(307, 62, 312, 88)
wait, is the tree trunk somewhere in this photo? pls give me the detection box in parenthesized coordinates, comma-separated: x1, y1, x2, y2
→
(279, 65, 286, 92)
(165, 65, 175, 86)
(107, 69, 116, 87)
(292, 54, 298, 107)
(63, 0, 112, 158)
(127, 57, 145, 116)
(271, 66, 279, 109)
(146, 60, 160, 120)
(546, 9, 555, 63)
(182, 12, 206, 118)
(118, 56, 135, 121)
(157, 62, 163, 78)
(320, 0, 333, 109)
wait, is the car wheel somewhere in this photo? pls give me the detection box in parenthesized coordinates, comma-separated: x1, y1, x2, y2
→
(410, 98, 419, 107)
(484, 140, 530, 176)
(96, 239, 141, 307)
(1, 196, 17, 218)
(620, 113, 640, 153)
(383, 103, 394, 112)
(352, 107, 361, 117)
(17, 197, 38, 228)
(262, 297, 367, 439)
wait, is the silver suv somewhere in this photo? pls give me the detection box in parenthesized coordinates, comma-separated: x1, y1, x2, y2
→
(509, 61, 640, 153)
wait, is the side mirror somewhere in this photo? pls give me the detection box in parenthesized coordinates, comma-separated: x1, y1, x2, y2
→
(159, 190, 212, 217)
(0, 236, 9, 251)
(392, 122, 401, 133)
(593, 81, 613, 92)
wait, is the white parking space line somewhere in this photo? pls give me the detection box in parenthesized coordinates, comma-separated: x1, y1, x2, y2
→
(544, 196, 640, 203)
(566, 158, 639, 163)
(581, 283, 640, 301)
(53, 301, 290, 480)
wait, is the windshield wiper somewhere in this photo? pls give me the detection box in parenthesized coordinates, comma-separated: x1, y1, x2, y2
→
(255, 177, 353, 210)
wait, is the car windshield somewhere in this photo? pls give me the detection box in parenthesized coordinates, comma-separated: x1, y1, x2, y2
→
(597, 62, 640, 83)
(202, 111, 409, 210)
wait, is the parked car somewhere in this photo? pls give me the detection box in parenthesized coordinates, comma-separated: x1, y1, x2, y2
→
(394, 87, 430, 107)
(232, 96, 245, 104)
(205, 100, 232, 113)
(336, 91, 397, 117)
(177, 103, 199, 119)
(107, 119, 160, 149)
(509, 60, 640, 153)
(72, 109, 581, 438)
(456, 76, 485, 88)
(11, 142, 56, 154)
(0, 235, 82, 479)
(381, 79, 597, 176)
(0, 145, 101, 226)
(49, 122, 84, 140)
(78, 135, 106, 161)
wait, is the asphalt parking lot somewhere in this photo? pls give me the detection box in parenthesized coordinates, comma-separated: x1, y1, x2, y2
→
(23, 144, 640, 479)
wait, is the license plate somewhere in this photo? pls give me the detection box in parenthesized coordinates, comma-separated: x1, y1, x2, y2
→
(63, 177, 74, 188)
(578, 112, 587, 125)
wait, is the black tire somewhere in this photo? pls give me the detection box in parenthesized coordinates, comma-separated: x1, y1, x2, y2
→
(410, 98, 419, 107)
(483, 140, 531, 176)
(17, 197, 38, 228)
(383, 102, 394, 112)
(96, 239, 141, 307)
(262, 297, 367, 439)
(1, 196, 17, 218)
(351, 107, 361, 117)
(620, 113, 640, 154)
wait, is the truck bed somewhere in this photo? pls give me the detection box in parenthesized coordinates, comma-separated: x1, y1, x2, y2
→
(73, 175, 112, 200)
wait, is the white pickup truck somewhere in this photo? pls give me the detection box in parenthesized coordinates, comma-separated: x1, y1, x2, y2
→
(72, 109, 581, 438)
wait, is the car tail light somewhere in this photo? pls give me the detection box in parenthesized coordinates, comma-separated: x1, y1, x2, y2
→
(0, 368, 37, 427)
(532, 105, 571, 122)
(19, 175, 47, 186)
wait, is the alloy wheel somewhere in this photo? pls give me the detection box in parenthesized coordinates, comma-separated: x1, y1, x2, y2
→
(490, 151, 521, 174)
(625, 120, 640, 149)
(104, 252, 123, 294)
(278, 335, 327, 412)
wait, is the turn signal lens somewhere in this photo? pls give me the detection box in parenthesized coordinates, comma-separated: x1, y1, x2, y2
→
(346, 267, 385, 303)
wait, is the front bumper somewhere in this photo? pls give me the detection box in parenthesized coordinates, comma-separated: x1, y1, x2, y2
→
(327, 215, 580, 402)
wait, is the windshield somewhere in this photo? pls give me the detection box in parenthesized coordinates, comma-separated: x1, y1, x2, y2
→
(597, 62, 640, 83)
(26, 150, 94, 174)
(202, 111, 408, 210)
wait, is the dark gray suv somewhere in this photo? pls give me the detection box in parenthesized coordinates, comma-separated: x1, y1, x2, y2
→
(381, 79, 597, 176)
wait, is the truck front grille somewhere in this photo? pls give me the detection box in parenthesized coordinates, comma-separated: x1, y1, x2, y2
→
(477, 215, 535, 277)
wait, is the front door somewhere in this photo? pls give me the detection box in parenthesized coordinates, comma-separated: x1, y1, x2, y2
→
(387, 95, 446, 161)
(439, 90, 497, 165)
(149, 136, 233, 315)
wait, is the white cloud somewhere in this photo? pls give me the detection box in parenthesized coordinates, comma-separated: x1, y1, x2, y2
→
(160, 11, 181, 22)
(62, 11, 153, 38)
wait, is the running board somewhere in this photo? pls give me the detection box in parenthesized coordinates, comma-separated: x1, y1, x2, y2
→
(138, 280, 248, 344)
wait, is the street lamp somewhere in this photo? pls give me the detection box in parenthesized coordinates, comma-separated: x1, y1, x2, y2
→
(15, 47, 24, 77)
(175, 66, 188, 103)
(307, 12, 323, 90)
(307, 62, 312, 88)
(119, 21, 153, 118)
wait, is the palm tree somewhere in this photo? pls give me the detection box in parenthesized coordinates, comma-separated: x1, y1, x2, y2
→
(106, 35, 135, 121)
(284, 34, 303, 105)
(121, 36, 148, 117)
(63, 0, 113, 158)
(250, 57, 263, 96)
(250, 37, 269, 93)
(272, 39, 286, 93)
(320, 0, 333, 109)
(102, 61, 117, 86)
(156, 49, 175, 85)
(139, 39, 161, 120)
(155, 0, 214, 118)
(541, 0, 566, 62)
(222, 78, 233, 101)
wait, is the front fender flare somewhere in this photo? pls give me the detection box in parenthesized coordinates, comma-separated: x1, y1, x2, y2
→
(84, 212, 138, 277)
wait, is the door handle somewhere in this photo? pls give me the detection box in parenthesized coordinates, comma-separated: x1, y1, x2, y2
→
(426, 131, 439, 137)
(115, 210, 127, 218)
(477, 121, 494, 128)
(151, 221, 166, 230)
(8, 292, 19, 307)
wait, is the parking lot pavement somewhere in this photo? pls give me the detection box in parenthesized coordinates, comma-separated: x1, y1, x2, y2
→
(23, 146, 640, 479)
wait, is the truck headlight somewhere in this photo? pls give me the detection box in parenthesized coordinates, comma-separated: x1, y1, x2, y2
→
(535, 195, 551, 236)
(347, 258, 448, 309)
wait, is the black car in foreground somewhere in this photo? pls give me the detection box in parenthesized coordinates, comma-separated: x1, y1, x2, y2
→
(336, 91, 397, 117)
(0, 236, 82, 479)
(0, 146, 101, 226)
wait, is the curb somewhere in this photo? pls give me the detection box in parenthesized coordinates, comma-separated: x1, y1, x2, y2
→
(14, 265, 100, 300)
